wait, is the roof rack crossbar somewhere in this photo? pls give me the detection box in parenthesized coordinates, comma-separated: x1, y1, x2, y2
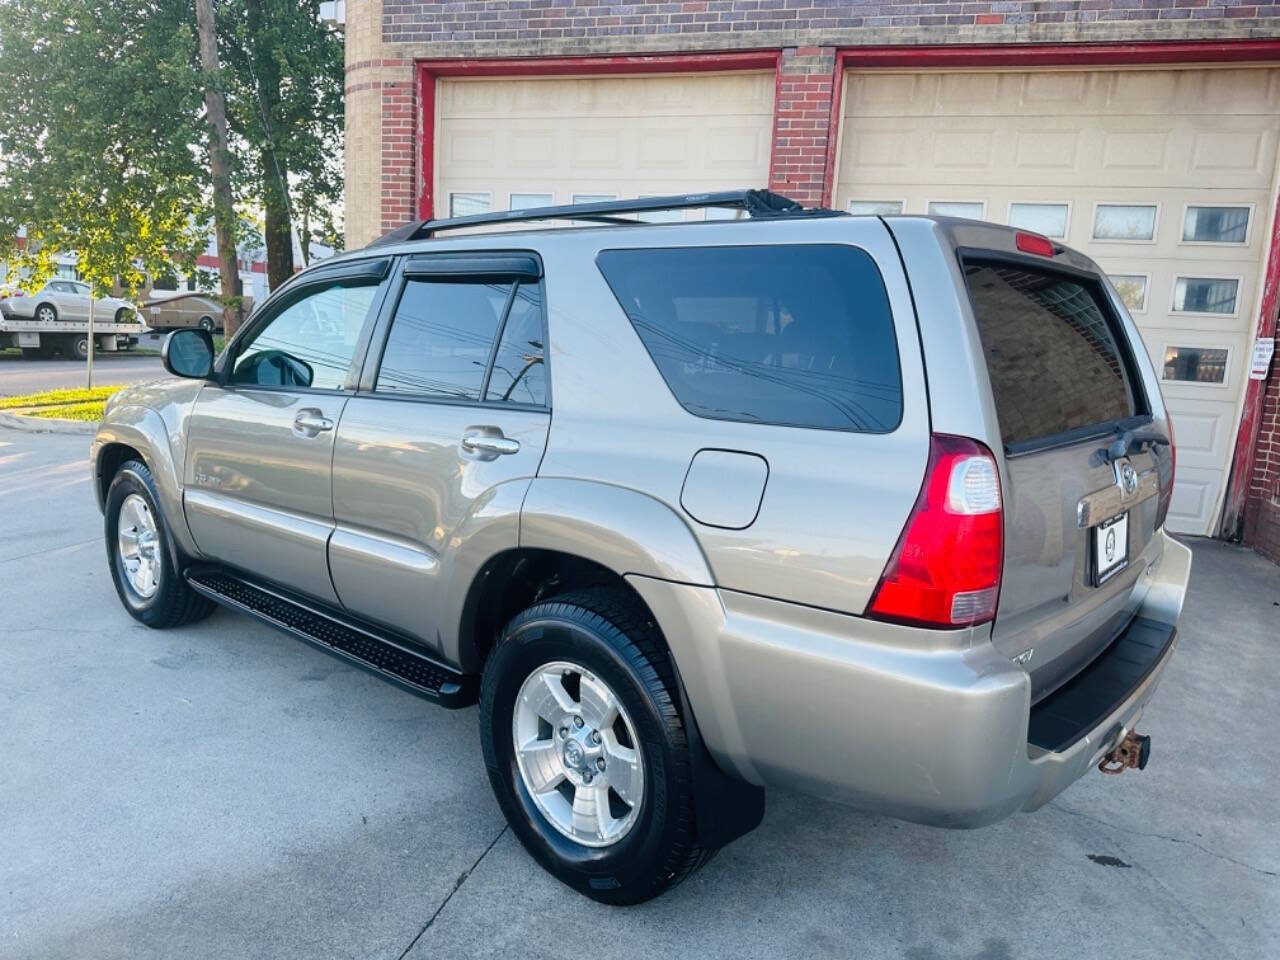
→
(371, 189, 839, 246)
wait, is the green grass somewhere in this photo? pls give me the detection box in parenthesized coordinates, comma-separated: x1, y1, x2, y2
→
(22, 400, 106, 421)
(0, 384, 124, 410)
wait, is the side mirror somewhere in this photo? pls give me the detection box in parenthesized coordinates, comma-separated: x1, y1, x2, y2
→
(162, 328, 215, 379)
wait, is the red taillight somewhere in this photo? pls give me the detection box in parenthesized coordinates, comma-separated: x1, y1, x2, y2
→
(1015, 232, 1055, 257)
(1156, 414, 1176, 530)
(867, 434, 1004, 629)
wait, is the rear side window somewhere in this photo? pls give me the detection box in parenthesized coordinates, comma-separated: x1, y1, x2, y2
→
(963, 260, 1140, 449)
(596, 244, 902, 433)
(376, 280, 511, 400)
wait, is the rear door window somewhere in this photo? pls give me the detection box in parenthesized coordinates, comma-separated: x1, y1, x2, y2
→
(596, 244, 902, 433)
(963, 260, 1142, 450)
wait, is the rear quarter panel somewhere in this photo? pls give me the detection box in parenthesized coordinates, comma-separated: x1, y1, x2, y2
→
(531, 217, 932, 615)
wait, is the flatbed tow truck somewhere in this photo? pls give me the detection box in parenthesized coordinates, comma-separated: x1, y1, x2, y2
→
(0, 312, 140, 360)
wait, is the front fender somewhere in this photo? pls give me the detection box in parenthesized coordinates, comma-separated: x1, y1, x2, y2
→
(92, 402, 198, 562)
(519, 477, 715, 586)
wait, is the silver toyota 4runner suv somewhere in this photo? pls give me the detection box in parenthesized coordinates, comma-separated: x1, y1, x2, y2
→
(92, 191, 1191, 904)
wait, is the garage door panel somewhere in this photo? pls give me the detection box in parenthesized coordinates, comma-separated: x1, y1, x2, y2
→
(837, 65, 1280, 535)
(435, 70, 774, 227)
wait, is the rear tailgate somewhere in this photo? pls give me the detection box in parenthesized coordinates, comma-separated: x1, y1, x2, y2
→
(960, 247, 1172, 702)
(886, 217, 1174, 704)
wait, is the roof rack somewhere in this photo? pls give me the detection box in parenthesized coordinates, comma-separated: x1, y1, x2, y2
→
(369, 189, 842, 247)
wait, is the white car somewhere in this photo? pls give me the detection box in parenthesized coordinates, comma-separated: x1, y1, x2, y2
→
(2, 279, 136, 324)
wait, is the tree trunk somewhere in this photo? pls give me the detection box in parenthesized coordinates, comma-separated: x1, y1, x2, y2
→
(263, 149, 294, 291)
(194, 0, 242, 337)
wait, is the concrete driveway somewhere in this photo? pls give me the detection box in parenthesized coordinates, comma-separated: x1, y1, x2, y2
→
(2, 428, 1277, 960)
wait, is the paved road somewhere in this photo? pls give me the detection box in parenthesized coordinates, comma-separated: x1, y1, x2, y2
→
(2, 428, 1277, 960)
(0, 337, 166, 395)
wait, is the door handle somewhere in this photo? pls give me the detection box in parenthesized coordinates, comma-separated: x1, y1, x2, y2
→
(293, 410, 335, 436)
(461, 430, 520, 457)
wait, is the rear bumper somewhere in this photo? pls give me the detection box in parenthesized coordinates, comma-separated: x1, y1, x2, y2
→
(629, 530, 1192, 828)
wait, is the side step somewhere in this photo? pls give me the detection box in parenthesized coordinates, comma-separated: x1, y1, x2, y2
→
(185, 567, 477, 708)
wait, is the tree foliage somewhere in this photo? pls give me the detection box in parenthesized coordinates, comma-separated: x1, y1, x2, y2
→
(0, 0, 210, 296)
(0, 0, 344, 298)
(219, 0, 345, 283)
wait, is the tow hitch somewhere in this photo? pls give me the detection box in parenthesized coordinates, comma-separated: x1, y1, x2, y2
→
(1099, 731, 1151, 775)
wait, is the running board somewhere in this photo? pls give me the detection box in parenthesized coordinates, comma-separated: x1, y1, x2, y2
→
(185, 567, 477, 708)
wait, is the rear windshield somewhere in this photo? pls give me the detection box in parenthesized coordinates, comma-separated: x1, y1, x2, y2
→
(963, 260, 1141, 450)
(596, 244, 902, 433)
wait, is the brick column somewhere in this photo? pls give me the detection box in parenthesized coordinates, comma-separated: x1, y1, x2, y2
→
(768, 47, 838, 209)
(1243, 345, 1280, 564)
(344, 0, 417, 247)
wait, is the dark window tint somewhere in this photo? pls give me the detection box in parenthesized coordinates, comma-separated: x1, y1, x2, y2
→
(376, 279, 511, 399)
(596, 244, 902, 432)
(964, 261, 1137, 448)
(485, 284, 546, 405)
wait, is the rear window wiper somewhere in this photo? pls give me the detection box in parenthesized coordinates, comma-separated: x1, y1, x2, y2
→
(1098, 426, 1170, 465)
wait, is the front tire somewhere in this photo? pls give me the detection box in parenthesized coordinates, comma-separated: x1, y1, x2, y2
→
(104, 460, 214, 628)
(480, 590, 711, 904)
(198, 316, 215, 332)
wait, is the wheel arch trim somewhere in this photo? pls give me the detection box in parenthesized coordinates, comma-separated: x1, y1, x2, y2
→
(519, 477, 715, 587)
(93, 408, 199, 564)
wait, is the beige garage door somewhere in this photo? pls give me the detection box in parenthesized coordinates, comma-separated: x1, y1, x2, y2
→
(835, 65, 1280, 535)
(434, 71, 774, 222)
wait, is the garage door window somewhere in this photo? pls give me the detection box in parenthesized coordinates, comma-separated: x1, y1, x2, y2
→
(1093, 204, 1156, 241)
(1163, 346, 1228, 384)
(929, 201, 985, 220)
(597, 244, 902, 433)
(1110, 275, 1148, 313)
(1182, 206, 1250, 244)
(449, 193, 490, 217)
(963, 260, 1142, 449)
(1173, 277, 1239, 315)
(849, 200, 904, 216)
(1009, 203, 1069, 239)
(510, 193, 553, 210)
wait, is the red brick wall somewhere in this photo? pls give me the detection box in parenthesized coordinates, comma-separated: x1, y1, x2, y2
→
(380, 75, 417, 234)
(1243, 342, 1280, 564)
(768, 47, 836, 207)
(381, 1, 1280, 50)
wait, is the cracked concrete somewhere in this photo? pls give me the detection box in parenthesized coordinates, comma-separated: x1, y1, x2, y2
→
(2, 429, 1277, 959)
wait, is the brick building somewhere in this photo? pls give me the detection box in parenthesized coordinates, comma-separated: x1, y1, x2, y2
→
(341, 1, 1280, 555)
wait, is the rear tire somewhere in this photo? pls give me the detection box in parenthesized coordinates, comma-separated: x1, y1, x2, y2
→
(34, 303, 57, 323)
(66, 334, 89, 361)
(104, 459, 215, 629)
(480, 589, 712, 905)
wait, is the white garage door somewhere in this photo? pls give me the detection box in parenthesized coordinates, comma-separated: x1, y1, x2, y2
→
(834, 66, 1280, 535)
(434, 71, 775, 222)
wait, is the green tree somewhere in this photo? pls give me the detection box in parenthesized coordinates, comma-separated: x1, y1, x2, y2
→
(0, 0, 210, 296)
(219, 0, 345, 287)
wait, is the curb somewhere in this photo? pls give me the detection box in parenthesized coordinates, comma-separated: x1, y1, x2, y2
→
(0, 411, 98, 436)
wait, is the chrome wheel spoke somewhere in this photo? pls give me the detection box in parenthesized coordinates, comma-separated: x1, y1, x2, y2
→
(602, 736, 642, 805)
(577, 673, 618, 732)
(571, 782, 611, 841)
(516, 738, 565, 795)
(528, 671, 576, 726)
(116, 493, 160, 599)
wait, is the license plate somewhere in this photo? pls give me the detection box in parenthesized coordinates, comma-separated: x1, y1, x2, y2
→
(1094, 513, 1129, 585)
